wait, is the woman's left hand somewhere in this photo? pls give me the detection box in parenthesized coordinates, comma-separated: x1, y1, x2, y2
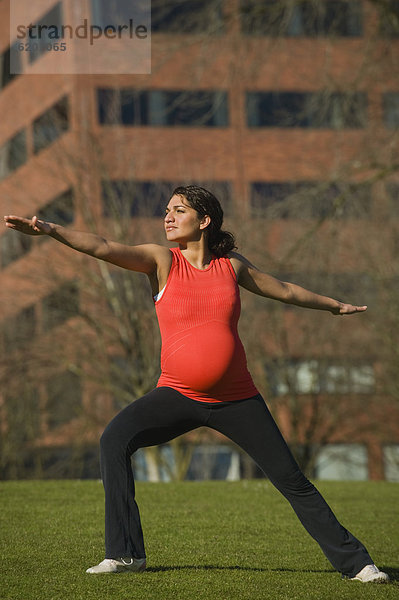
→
(332, 303, 368, 315)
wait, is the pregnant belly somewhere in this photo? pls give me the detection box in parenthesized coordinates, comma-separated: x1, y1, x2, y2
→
(162, 322, 239, 392)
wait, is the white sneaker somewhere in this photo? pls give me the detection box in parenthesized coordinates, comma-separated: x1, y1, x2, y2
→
(86, 557, 146, 574)
(350, 564, 389, 583)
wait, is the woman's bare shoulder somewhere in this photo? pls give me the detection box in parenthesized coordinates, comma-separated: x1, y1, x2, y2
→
(149, 244, 173, 266)
(227, 251, 258, 276)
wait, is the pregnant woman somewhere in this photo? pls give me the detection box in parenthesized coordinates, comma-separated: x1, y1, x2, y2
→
(4, 185, 388, 583)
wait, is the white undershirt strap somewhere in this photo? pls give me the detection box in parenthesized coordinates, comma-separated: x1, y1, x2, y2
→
(154, 284, 166, 302)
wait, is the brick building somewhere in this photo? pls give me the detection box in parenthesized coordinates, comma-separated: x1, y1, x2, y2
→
(0, 0, 398, 480)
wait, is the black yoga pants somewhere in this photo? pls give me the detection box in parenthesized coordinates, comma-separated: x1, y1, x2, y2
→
(99, 386, 372, 577)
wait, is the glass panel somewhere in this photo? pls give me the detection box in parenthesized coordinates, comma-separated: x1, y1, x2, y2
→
(97, 88, 228, 127)
(1, 43, 22, 89)
(241, 0, 295, 36)
(386, 182, 399, 215)
(37, 189, 74, 226)
(3, 304, 36, 351)
(91, 0, 149, 30)
(247, 92, 309, 127)
(0, 229, 32, 269)
(98, 88, 121, 124)
(267, 359, 375, 396)
(28, 2, 63, 64)
(247, 91, 366, 129)
(102, 179, 138, 217)
(102, 180, 232, 217)
(0, 129, 27, 181)
(148, 90, 168, 125)
(46, 371, 81, 428)
(33, 96, 69, 154)
(250, 181, 338, 219)
(324, 365, 348, 393)
(379, 0, 399, 37)
(42, 281, 79, 331)
(315, 444, 368, 480)
(240, 0, 362, 37)
(383, 93, 399, 129)
(349, 365, 375, 393)
(152, 90, 229, 126)
(296, 360, 320, 393)
(120, 89, 145, 125)
(383, 445, 399, 481)
(187, 445, 240, 480)
(4, 387, 41, 443)
(151, 0, 224, 34)
(8, 130, 27, 171)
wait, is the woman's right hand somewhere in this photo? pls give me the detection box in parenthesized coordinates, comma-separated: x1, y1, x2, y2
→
(3, 215, 52, 236)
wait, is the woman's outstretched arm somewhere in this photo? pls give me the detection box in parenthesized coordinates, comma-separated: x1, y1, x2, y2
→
(3, 215, 167, 274)
(229, 252, 367, 315)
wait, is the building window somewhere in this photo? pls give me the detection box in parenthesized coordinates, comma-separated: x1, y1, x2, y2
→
(28, 2, 63, 64)
(383, 93, 399, 129)
(386, 182, 399, 216)
(379, 0, 399, 37)
(102, 180, 168, 217)
(91, 0, 149, 29)
(132, 444, 240, 482)
(91, 0, 134, 25)
(33, 95, 69, 154)
(267, 360, 375, 396)
(187, 445, 241, 480)
(92, 0, 222, 35)
(0, 42, 22, 90)
(240, 0, 363, 37)
(314, 444, 368, 480)
(0, 229, 32, 269)
(3, 304, 36, 352)
(250, 181, 371, 219)
(46, 371, 82, 428)
(146, 90, 228, 126)
(247, 91, 367, 128)
(102, 180, 232, 218)
(383, 445, 399, 481)
(0, 129, 27, 181)
(4, 387, 41, 444)
(151, 0, 224, 34)
(98, 88, 145, 125)
(37, 189, 75, 226)
(0, 190, 74, 269)
(98, 88, 229, 127)
(41, 281, 79, 331)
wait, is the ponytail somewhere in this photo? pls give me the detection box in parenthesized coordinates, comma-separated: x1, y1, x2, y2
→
(207, 228, 236, 258)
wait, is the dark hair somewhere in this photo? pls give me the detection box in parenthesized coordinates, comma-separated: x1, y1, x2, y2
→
(171, 185, 236, 257)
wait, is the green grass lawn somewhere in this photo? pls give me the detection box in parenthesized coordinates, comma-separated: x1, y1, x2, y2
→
(0, 479, 398, 600)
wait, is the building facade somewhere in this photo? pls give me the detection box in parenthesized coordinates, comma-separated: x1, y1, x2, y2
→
(1, 0, 398, 480)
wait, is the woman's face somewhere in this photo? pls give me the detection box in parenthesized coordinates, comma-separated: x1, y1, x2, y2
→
(164, 195, 209, 243)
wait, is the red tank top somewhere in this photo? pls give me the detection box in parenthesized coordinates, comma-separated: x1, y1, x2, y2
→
(155, 247, 259, 403)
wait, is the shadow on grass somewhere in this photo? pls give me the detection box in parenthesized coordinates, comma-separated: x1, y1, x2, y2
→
(147, 565, 399, 581)
(146, 565, 335, 574)
(384, 567, 399, 582)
